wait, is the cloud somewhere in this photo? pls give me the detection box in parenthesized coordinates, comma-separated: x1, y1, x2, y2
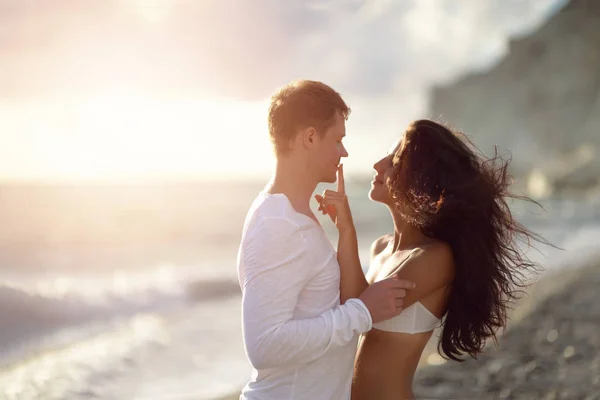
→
(0, 0, 566, 101)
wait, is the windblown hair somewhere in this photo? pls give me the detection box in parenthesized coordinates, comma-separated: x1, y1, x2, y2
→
(388, 119, 546, 361)
(268, 80, 350, 155)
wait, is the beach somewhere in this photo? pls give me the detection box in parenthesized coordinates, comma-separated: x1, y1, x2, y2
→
(218, 255, 600, 400)
(0, 183, 598, 400)
(413, 256, 600, 399)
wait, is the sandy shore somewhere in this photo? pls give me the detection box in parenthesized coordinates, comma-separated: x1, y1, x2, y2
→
(414, 260, 600, 399)
(217, 259, 600, 400)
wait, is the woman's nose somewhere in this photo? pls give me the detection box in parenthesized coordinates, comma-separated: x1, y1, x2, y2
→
(373, 159, 383, 172)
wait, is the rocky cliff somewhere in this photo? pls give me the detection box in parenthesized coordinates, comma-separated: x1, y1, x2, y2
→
(428, 0, 600, 196)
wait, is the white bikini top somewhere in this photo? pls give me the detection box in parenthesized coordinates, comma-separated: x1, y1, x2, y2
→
(371, 301, 441, 334)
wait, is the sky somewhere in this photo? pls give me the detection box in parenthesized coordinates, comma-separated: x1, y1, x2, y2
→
(0, 0, 567, 182)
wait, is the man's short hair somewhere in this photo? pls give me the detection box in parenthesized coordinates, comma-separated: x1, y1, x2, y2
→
(268, 80, 351, 154)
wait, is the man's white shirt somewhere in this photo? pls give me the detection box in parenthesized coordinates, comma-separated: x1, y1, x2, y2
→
(237, 192, 372, 400)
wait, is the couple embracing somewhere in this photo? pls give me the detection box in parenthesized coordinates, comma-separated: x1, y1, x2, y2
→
(236, 80, 540, 400)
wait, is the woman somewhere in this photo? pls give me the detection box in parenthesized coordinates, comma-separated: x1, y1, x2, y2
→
(317, 119, 544, 399)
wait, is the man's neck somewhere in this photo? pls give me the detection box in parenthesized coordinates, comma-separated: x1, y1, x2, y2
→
(266, 160, 317, 216)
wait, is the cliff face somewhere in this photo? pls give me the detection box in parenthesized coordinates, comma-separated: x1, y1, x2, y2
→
(429, 0, 600, 194)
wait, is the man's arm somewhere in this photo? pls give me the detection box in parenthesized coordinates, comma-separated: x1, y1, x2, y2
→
(240, 217, 372, 370)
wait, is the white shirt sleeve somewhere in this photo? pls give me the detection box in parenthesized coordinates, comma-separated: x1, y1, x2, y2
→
(240, 217, 372, 370)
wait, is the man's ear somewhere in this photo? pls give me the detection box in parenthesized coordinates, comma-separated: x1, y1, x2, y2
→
(302, 127, 318, 150)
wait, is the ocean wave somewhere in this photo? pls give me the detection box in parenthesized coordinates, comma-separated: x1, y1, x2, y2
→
(0, 268, 240, 349)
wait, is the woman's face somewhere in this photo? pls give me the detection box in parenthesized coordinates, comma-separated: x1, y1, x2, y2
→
(369, 139, 403, 205)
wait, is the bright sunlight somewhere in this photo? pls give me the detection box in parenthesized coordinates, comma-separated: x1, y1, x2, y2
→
(0, 91, 273, 182)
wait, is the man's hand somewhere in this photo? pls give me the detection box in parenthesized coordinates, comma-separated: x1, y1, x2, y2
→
(315, 164, 354, 232)
(358, 277, 416, 323)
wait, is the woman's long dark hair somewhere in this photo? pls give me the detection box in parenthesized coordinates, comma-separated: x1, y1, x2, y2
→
(389, 119, 547, 361)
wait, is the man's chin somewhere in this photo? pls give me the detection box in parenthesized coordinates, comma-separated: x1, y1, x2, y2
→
(321, 174, 337, 184)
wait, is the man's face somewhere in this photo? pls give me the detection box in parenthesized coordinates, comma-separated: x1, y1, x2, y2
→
(311, 113, 348, 183)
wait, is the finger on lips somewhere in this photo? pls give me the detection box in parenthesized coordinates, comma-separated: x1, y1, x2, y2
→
(337, 164, 345, 194)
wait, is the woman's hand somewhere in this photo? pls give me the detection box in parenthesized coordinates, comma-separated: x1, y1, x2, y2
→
(315, 164, 355, 233)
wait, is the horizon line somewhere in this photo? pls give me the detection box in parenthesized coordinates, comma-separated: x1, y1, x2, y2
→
(0, 174, 377, 186)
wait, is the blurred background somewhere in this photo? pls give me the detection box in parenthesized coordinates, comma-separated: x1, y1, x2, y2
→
(0, 0, 599, 399)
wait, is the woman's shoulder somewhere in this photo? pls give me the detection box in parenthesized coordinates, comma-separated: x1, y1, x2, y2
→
(388, 240, 455, 289)
(402, 240, 455, 277)
(414, 239, 452, 257)
(370, 234, 394, 258)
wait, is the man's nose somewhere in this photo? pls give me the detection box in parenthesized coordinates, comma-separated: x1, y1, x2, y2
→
(341, 144, 349, 158)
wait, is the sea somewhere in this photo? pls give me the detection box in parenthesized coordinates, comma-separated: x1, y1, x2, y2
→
(0, 180, 599, 400)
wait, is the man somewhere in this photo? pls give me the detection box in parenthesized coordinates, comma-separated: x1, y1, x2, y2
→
(237, 80, 415, 399)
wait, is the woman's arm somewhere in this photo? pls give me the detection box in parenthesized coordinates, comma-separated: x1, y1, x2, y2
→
(316, 165, 392, 303)
(315, 188, 369, 303)
(337, 226, 369, 303)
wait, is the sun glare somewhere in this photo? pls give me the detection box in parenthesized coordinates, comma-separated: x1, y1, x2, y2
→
(1, 90, 273, 182)
(128, 0, 170, 23)
(31, 90, 273, 182)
